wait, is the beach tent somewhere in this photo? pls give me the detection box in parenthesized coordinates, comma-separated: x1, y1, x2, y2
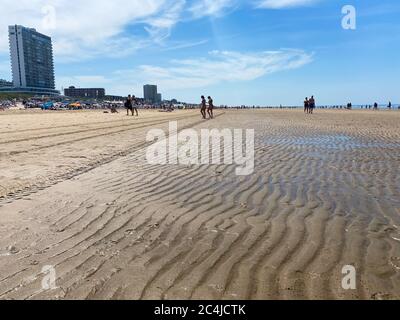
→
(69, 102, 82, 109)
(41, 101, 54, 110)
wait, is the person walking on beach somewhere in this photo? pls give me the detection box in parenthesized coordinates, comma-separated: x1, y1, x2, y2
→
(309, 96, 316, 114)
(132, 95, 139, 117)
(304, 97, 309, 113)
(200, 96, 207, 119)
(207, 96, 214, 119)
(374, 102, 378, 111)
(125, 95, 134, 116)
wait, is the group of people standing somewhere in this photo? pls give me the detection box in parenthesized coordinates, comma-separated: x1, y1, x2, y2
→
(304, 96, 316, 114)
(125, 95, 139, 116)
(200, 96, 214, 119)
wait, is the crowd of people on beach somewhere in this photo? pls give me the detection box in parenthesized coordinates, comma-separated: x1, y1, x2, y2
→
(120, 93, 397, 118)
(360, 102, 392, 110)
(2, 94, 399, 114)
(322, 101, 395, 110)
(302, 96, 397, 112)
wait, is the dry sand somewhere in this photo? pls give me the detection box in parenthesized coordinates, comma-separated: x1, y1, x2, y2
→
(0, 109, 399, 300)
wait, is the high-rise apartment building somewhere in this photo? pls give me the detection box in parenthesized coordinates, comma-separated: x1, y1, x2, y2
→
(143, 84, 158, 103)
(5, 25, 59, 95)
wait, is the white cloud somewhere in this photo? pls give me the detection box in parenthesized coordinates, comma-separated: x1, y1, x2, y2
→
(188, 0, 238, 18)
(143, 0, 186, 44)
(0, 0, 237, 60)
(0, 0, 321, 62)
(106, 49, 313, 92)
(161, 39, 210, 51)
(137, 49, 313, 88)
(0, 1, 162, 57)
(255, 0, 320, 9)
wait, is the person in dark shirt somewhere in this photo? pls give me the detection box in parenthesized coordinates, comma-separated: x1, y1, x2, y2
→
(207, 96, 214, 119)
(304, 97, 309, 114)
(309, 96, 316, 114)
(125, 95, 133, 116)
(201, 96, 207, 119)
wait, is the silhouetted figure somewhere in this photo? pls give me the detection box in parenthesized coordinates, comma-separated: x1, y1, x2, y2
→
(111, 104, 118, 113)
(309, 96, 316, 114)
(207, 96, 214, 119)
(304, 97, 309, 113)
(125, 95, 134, 116)
(200, 96, 207, 119)
(132, 95, 139, 116)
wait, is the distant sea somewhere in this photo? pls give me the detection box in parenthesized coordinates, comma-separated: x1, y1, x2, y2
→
(252, 104, 400, 109)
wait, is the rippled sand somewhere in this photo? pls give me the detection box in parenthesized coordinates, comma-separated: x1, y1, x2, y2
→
(0, 109, 399, 300)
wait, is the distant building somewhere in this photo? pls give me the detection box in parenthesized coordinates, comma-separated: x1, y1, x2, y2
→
(157, 93, 162, 103)
(64, 86, 105, 99)
(0, 79, 13, 87)
(104, 95, 125, 101)
(3, 25, 59, 95)
(144, 84, 160, 103)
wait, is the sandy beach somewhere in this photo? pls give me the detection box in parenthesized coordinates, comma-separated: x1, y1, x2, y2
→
(0, 109, 399, 300)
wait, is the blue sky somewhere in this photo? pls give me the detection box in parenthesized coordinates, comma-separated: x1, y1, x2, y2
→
(0, 0, 399, 105)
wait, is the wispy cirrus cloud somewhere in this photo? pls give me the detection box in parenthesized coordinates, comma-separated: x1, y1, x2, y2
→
(188, 0, 238, 18)
(161, 39, 210, 51)
(110, 49, 313, 91)
(255, 0, 320, 9)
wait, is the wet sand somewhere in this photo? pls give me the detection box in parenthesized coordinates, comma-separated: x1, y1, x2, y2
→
(0, 109, 399, 300)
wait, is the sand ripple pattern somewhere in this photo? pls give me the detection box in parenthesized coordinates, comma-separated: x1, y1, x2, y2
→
(0, 110, 399, 300)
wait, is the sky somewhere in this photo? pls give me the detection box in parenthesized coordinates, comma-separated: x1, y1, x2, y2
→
(0, 0, 399, 106)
